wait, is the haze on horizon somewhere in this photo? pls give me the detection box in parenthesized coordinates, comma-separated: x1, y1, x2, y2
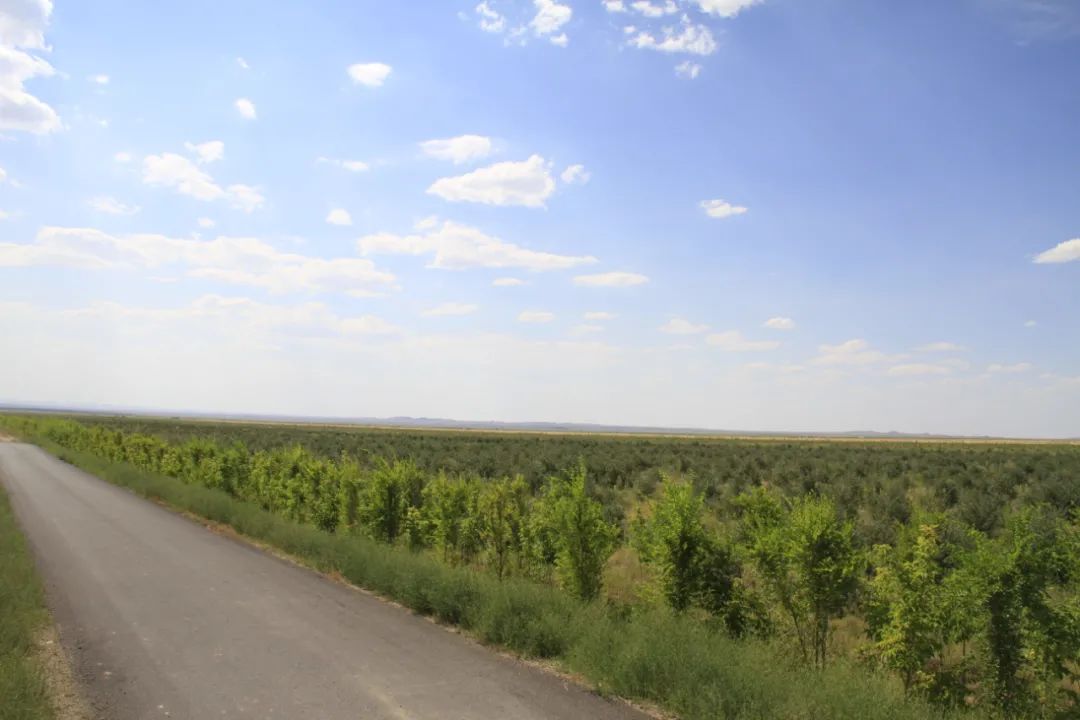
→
(0, 0, 1077, 439)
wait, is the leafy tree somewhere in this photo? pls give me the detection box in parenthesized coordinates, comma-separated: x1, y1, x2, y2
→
(634, 475, 708, 611)
(477, 475, 529, 578)
(737, 488, 860, 667)
(534, 463, 618, 601)
(358, 459, 419, 544)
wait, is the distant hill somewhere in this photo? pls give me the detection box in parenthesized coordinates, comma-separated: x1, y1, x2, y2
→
(2, 401, 1073, 441)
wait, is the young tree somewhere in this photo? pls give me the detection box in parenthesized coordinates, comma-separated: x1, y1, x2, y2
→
(737, 489, 860, 667)
(534, 463, 618, 601)
(634, 475, 708, 611)
(477, 475, 529, 579)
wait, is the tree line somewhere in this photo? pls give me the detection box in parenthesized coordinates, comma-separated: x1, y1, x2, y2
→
(4, 414, 1078, 718)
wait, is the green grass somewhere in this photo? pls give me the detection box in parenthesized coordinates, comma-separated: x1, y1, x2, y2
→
(35, 439, 982, 720)
(0, 483, 54, 720)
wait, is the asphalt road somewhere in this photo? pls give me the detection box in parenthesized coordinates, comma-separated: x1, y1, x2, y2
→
(0, 442, 648, 720)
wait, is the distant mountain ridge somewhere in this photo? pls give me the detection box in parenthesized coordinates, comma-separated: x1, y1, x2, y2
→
(2, 401, 1075, 441)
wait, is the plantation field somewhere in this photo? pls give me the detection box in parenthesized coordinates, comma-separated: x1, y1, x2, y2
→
(3, 413, 1079, 719)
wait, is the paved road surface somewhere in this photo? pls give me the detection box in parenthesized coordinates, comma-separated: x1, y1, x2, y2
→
(0, 442, 648, 720)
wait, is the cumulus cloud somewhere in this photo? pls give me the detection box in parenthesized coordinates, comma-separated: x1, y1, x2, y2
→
(812, 339, 887, 366)
(604, 1, 627, 11)
(88, 73, 109, 85)
(1033, 238, 1080, 264)
(629, 19, 718, 55)
(234, 98, 257, 119)
(184, 140, 224, 164)
(427, 155, 556, 208)
(518, 310, 555, 323)
(142, 151, 264, 212)
(0, 6, 61, 135)
(475, 1, 506, 33)
(348, 62, 392, 87)
(701, 198, 748, 218)
(493, 277, 526, 286)
(326, 208, 352, 226)
(88, 196, 140, 216)
(584, 311, 616, 321)
(236, 57, 250, 70)
(531, 0, 572, 38)
(632, 1, 678, 18)
(675, 60, 701, 78)
(420, 134, 493, 164)
(763, 316, 794, 330)
(0, 226, 396, 296)
(317, 156, 370, 172)
(660, 317, 708, 334)
(705, 330, 780, 352)
(423, 302, 479, 317)
(359, 220, 596, 271)
(692, 0, 763, 17)
(573, 271, 649, 287)
(560, 164, 590, 185)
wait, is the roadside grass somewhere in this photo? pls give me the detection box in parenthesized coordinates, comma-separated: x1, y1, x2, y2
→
(0, 483, 54, 720)
(38, 440, 977, 720)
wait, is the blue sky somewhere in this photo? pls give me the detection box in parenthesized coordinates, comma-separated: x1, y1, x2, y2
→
(0, 0, 1078, 436)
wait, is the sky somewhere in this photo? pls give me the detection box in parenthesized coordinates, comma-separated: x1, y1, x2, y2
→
(0, 0, 1078, 437)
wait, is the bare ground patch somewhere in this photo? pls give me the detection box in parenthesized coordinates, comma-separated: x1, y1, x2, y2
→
(36, 624, 94, 720)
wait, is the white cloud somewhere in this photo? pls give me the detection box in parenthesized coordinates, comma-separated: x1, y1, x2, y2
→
(705, 331, 780, 352)
(360, 220, 596, 271)
(675, 60, 701, 78)
(142, 152, 264, 212)
(987, 362, 1032, 374)
(531, 0, 572, 37)
(0, 226, 397, 296)
(197, 217, 215, 229)
(887, 363, 953, 377)
(549, 32, 569, 46)
(0, 42, 61, 134)
(584, 311, 616, 321)
(423, 302, 479, 317)
(631, 1, 677, 18)
(348, 62, 392, 87)
(88, 196, 140, 216)
(476, 2, 506, 33)
(234, 98, 256, 119)
(629, 20, 717, 56)
(224, 184, 264, 213)
(571, 324, 604, 336)
(326, 208, 352, 226)
(0, 0, 52, 48)
(184, 140, 224, 164)
(661, 317, 708, 334)
(519, 310, 555, 323)
(917, 341, 964, 353)
(560, 164, 590, 185)
(763, 316, 795, 330)
(113, 151, 132, 163)
(573, 271, 649, 287)
(414, 215, 440, 231)
(701, 198, 748, 218)
(812, 339, 887, 366)
(88, 73, 109, 85)
(691, 0, 763, 17)
(236, 57, 250, 70)
(1033, 238, 1080, 264)
(493, 277, 526, 286)
(317, 156, 370, 172)
(427, 155, 556, 208)
(604, 0, 627, 11)
(420, 134, 494, 164)
(1024, 320, 1038, 328)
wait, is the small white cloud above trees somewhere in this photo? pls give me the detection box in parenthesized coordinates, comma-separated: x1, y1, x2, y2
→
(348, 62, 392, 87)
